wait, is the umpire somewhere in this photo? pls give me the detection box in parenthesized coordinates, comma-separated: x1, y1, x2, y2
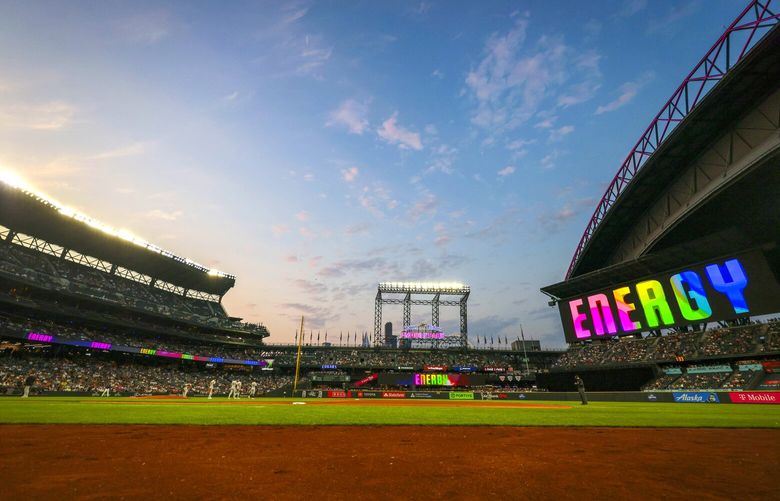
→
(574, 375, 587, 405)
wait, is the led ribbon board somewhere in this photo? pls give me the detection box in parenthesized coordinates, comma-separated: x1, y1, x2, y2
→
(399, 324, 445, 340)
(558, 251, 780, 343)
(378, 372, 486, 387)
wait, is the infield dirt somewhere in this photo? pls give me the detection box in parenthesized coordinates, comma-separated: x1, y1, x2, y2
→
(1, 425, 777, 500)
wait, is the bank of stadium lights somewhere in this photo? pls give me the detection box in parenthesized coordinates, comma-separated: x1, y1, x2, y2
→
(0, 170, 234, 279)
(378, 281, 469, 292)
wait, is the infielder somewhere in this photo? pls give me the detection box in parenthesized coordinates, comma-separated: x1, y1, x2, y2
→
(249, 381, 257, 398)
(207, 379, 216, 399)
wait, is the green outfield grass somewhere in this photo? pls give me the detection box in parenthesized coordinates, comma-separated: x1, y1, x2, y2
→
(1, 397, 779, 427)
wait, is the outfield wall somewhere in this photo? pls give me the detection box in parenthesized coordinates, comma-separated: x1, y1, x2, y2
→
(295, 389, 780, 404)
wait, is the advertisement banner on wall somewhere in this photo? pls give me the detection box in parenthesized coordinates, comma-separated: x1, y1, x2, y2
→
(409, 392, 434, 399)
(327, 390, 349, 398)
(354, 391, 380, 398)
(728, 392, 780, 404)
(382, 391, 406, 399)
(301, 390, 323, 398)
(672, 392, 720, 403)
(448, 391, 475, 400)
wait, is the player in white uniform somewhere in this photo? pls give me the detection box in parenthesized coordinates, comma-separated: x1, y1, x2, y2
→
(182, 383, 191, 398)
(100, 387, 110, 397)
(234, 380, 242, 399)
(207, 379, 216, 399)
(227, 380, 236, 399)
(249, 381, 257, 398)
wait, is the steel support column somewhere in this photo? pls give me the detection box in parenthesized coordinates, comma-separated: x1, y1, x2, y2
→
(431, 293, 440, 327)
(374, 290, 383, 346)
(459, 291, 469, 348)
(403, 292, 411, 327)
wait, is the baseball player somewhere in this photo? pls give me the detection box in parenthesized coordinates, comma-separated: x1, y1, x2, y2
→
(249, 381, 258, 399)
(100, 387, 110, 397)
(182, 383, 191, 398)
(22, 373, 36, 398)
(234, 380, 242, 399)
(207, 379, 216, 399)
(575, 375, 588, 405)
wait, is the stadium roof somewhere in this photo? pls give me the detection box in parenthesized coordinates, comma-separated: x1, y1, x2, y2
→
(568, 14, 780, 279)
(0, 177, 236, 296)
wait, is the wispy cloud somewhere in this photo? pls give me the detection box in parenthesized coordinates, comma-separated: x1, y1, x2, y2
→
(327, 99, 369, 135)
(465, 16, 601, 135)
(616, 0, 647, 18)
(406, 190, 438, 221)
(497, 166, 516, 177)
(0, 101, 77, 130)
(647, 2, 701, 34)
(88, 141, 155, 160)
(341, 166, 359, 182)
(117, 12, 171, 45)
(377, 112, 423, 151)
(549, 125, 574, 142)
(271, 224, 290, 236)
(143, 209, 182, 221)
(595, 72, 654, 115)
(295, 210, 309, 222)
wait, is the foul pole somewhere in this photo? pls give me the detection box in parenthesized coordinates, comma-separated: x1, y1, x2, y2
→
(293, 316, 305, 394)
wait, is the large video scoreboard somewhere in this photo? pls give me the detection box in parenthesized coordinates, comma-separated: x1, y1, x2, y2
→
(558, 251, 780, 343)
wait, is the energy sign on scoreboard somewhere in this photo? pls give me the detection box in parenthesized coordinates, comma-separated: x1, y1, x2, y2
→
(557, 251, 780, 343)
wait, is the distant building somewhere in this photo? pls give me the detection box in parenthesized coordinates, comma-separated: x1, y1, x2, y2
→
(511, 339, 541, 352)
(384, 322, 397, 348)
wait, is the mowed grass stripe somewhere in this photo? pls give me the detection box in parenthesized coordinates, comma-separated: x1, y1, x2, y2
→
(1, 397, 779, 427)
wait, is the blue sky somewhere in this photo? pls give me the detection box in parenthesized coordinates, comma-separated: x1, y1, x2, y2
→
(0, 0, 744, 346)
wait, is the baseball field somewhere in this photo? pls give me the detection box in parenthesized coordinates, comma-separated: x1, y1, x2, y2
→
(2, 397, 779, 500)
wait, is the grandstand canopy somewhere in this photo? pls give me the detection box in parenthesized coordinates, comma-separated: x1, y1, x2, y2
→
(0, 182, 235, 296)
(569, 24, 780, 279)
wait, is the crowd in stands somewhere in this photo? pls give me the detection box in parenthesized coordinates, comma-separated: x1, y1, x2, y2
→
(0, 352, 294, 396)
(642, 374, 680, 391)
(0, 241, 263, 334)
(554, 321, 780, 369)
(667, 371, 730, 390)
(0, 314, 555, 371)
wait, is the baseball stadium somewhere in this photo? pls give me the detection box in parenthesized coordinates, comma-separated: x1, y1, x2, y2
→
(2, 1, 780, 500)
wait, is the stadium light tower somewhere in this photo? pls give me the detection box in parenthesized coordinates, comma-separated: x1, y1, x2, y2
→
(374, 282, 470, 348)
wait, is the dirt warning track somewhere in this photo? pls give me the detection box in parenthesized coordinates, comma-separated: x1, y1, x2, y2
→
(1, 425, 777, 500)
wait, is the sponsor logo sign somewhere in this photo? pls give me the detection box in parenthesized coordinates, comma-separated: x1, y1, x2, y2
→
(321, 364, 338, 370)
(557, 252, 780, 343)
(448, 391, 475, 400)
(327, 390, 349, 398)
(409, 392, 433, 399)
(672, 392, 720, 403)
(483, 366, 506, 373)
(382, 392, 406, 399)
(517, 393, 527, 399)
(302, 390, 323, 398)
(647, 394, 658, 401)
(451, 366, 477, 373)
(728, 392, 780, 404)
(424, 365, 447, 372)
(397, 366, 415, 371)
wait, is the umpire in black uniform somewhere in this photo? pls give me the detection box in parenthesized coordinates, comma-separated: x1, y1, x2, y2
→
(574, 375, 587, 405)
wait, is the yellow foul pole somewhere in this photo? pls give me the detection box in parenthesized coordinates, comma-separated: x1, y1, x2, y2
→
(293, 316, 305, 394)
